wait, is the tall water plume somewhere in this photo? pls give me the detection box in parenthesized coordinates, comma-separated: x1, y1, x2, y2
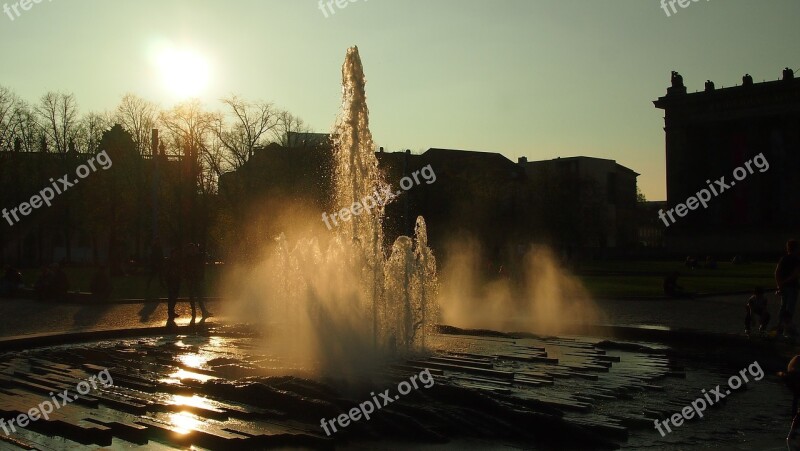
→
(222, 47, 439, 377)
(331, 46, 438, 353)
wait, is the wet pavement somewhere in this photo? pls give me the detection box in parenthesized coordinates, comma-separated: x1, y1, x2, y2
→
(0, 293, 764, 339)
(0, 296, 795, 450)
(594, 294, 779, 336)
(0, 299, 220, 338)
(0, 324, 792, 450)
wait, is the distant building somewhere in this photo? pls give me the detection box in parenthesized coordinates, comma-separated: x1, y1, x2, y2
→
(637, 201, 667, 249)
(0, 127, 186, 268)
(220, 143, 641, 261)
(377, 147, 526, 255)
(218, 141, 334, 213)
(654, 68, 800, 254)
(517, 156, 639, 249)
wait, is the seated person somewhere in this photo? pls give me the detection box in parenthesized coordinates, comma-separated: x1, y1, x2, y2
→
(745, 286, 770, 334)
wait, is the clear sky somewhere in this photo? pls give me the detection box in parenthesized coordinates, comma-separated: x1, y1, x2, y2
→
(0, 0, 797, 200)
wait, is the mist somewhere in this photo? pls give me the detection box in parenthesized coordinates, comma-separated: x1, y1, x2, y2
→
(438, 237, 603, 335)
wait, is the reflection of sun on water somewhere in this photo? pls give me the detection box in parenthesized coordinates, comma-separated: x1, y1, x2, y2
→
(171, 394, 215, 410)
(160, 369, 217, 384)
(170, 411, 200, 435)
(178, 353, 208, 369)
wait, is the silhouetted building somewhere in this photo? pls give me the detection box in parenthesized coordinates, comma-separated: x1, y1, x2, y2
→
(637, 201, 667, 249)
(518, 156, 639, 249)
(378, 147, 526, 255)
(654, 68, 800, 253)
(218, 141, 334, 214)
(0, 126, 186, 267)
(219, 142, 641, 261)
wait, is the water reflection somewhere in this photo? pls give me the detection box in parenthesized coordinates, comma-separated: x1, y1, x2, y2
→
(169, 411, 200, 434)
(178, 353, 208, 368)
(171, 394, 215, 410)
(161, 368, 218, 384)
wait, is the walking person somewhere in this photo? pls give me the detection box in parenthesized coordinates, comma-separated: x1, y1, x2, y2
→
(184, 243, 210, 325)
(776, 240, 800, 337)
(163, 247, 182, 329)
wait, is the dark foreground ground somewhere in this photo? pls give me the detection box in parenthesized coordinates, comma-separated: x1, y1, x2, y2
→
(0, 295, 795, 450)
(0, 327, 794, 449)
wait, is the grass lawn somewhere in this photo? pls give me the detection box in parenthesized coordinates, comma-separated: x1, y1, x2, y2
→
(576, 261, 776, 297)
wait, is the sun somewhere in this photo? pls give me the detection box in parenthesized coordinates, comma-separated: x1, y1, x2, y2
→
(155, 45, 211, 99)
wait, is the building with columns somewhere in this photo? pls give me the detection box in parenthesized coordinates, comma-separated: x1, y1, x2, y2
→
(653, 68, 800, 254)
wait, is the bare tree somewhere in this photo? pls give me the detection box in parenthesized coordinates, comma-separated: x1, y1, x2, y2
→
(36, 92, 78, 154)
(9, 101, 40, 152)
(159, 100, 217, 244)
(271, 109, 311, 147)
(196, 126, 226, 197)
(0, 86, 21, 150)
(76, 111, 113, 154)
(159, 100, 219, 193)
(159, 100, 213, 158)
(114, 94, 158, 156)
(214, 95, 277, 169)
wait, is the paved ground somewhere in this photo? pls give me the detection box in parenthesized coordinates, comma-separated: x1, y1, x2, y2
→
(595, 293, 781, 335)
(0, 295, 794, 450)
(0, 299, 220, 338)
(0, 327, 788, 450)
(0, 293, 772, 339)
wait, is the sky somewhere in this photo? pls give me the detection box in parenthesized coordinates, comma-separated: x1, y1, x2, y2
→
(0, 0, 797, 200)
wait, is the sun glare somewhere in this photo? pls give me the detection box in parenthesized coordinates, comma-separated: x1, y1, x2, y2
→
(155, 45, 211, 99)
(169, 412, 200, 435)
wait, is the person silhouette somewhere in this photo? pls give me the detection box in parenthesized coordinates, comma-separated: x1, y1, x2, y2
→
(745, 287, 770, 335)
(776, 240, 800, 337)
(781, 356, 800, 445)
(184, 243, 210, 325)
(163, 247, 182, 329)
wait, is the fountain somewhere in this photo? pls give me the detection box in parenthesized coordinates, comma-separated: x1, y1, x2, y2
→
(224, 46, 439, 376)
(331, 47, 438, 352)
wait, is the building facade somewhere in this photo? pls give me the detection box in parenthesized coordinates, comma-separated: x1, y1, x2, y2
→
(220, 143, 640, 263)
(654, 68, 800, 254)
(519, 156, 639, 250)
